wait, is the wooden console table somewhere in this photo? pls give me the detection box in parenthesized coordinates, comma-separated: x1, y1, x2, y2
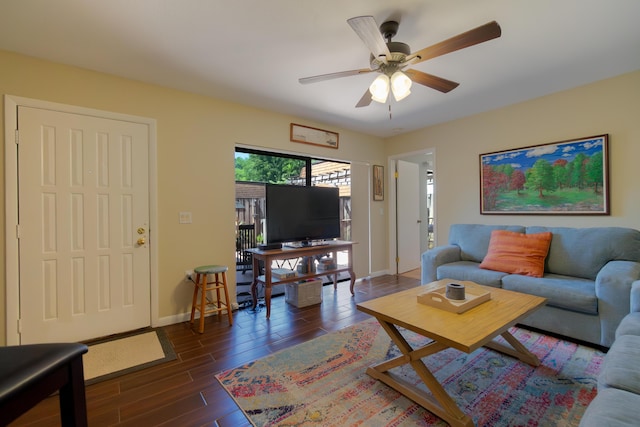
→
(247, 240, 356, 318)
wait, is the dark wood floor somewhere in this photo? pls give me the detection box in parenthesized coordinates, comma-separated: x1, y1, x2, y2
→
(12, 274, 420, 427)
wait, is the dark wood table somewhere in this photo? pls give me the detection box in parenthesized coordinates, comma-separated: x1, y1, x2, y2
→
(247, 240, 355, 318)
(0, 342, 89, 426)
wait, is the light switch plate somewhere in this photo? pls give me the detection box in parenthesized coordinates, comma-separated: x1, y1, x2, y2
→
(179, 211, 192, 224)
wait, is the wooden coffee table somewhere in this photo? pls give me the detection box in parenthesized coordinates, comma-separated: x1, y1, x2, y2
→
(356, 280, 546, 427)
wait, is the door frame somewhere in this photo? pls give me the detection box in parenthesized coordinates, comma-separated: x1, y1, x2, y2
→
(394, 160, 421, 274)
(387, 148, 436, 276)
(4, 95, 159, 345)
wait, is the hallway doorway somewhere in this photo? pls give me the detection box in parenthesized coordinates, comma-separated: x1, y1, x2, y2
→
(388, 150, 435, 277)
(234, 147, 352, 303)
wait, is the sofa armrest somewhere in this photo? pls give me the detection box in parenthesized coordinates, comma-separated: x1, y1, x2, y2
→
(631, 281, 640, 313)
(421, 245, 461, 284)
(595, 260, 640, 346)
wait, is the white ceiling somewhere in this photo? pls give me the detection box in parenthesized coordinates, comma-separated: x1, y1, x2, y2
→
(1, 0, 639, 138)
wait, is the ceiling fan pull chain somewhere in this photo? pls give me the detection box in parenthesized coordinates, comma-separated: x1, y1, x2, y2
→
(389, 104, 392, 120)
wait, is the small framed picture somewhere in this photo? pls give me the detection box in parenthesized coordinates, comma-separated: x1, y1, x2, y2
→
(373, 165, 384, 201)
(290, 123, 339, 149)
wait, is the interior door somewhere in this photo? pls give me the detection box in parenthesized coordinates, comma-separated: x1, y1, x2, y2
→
(18, 106, 151, 344)
(396, 160, 421, 274)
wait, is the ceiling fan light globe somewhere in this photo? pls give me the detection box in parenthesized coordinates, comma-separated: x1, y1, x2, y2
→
(393, 88, 411, 102)
(369, 74, 390, 103)
(391, 71, 412, 101)
(371, 92, 389, 103)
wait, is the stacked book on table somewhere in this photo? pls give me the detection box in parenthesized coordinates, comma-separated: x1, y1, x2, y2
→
(316, 258, 337, 272)
(271, 268, 297, 280)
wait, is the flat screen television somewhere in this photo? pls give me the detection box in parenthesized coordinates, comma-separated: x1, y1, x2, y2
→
(265, 184, 340, 246)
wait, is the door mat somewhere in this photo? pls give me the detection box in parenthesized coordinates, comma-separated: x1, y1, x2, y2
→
(83, 328, 176, 385)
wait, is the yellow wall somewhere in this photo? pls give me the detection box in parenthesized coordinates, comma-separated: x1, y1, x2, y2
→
(2, 48, 639, 345)
(0, 50, 387, 344)
(387, 70, 640, 244)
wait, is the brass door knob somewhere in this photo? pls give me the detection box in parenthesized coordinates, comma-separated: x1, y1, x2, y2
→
(137, 237, 146, 245)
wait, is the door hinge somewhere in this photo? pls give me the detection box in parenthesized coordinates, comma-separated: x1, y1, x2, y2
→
(15, 129, 19, 144)
(17, 318, 22, 334)
(395, 256, 400, 264)
(394, 171, 399, 179)
(16, 224, 21, 239)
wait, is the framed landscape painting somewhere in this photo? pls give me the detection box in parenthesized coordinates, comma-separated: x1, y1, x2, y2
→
(480, 134, 609, 215)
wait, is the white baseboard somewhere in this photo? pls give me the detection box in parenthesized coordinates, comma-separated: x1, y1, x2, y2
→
(154, 312, 190, 328)
(154, 302, 241, 328)
(153, 276, 389, 329)
(368, 269, 391, 278)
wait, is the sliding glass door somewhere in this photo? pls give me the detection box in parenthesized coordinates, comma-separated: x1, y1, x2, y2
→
(234, 148, 351, 243)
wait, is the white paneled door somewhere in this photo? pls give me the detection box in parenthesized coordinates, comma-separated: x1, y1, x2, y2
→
(18, 106, 151, 344)
(396, 160, 421, 274)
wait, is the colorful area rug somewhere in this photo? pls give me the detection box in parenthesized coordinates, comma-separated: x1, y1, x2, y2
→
(83, 328, 176, 385)
(216, 319, 603, 426)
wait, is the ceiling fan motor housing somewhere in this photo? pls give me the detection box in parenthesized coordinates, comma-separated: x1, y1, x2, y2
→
(370, 41, 411, 72)
(380, 20, 399, 40)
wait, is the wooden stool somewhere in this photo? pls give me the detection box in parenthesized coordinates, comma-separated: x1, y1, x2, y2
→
(190, 265, 233, 332)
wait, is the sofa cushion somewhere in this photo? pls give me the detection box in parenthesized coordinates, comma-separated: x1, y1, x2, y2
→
(598, 334, 640, 394)
(479, 230, 552, 277)
(436, 261, 505, 288)
(502, 273, 597, 315)
(448, 224, 525, 263)
(616, 312, 640, 338)
(527, 226, 640, 280)
(578, 388, 640, 427)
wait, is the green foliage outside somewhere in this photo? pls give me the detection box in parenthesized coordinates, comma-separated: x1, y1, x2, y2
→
(235, 153, 304, 184)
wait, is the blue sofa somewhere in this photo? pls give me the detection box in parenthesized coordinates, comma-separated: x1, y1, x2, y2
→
(421, 224, 640, 348)
(579, 281, 640, 426)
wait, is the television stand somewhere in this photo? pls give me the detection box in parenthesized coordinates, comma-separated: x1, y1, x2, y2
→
(283, 240, 330, 249)
(258, 242, 282, 250)
(247, 240, 355, 318)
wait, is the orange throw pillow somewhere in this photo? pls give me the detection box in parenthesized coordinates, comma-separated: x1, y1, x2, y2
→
(479, 230, 552, 277)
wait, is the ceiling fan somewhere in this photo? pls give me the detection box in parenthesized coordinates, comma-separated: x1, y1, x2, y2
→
(299, 16, 501, 107)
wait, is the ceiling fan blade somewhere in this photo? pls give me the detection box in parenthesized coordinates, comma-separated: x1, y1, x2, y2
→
(299, 68, 373, 85)
(355, 88, 373, 108)
(347, 16, 391, 61)
(404, 69, 459, 93)
(407, 21, 501, 65)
